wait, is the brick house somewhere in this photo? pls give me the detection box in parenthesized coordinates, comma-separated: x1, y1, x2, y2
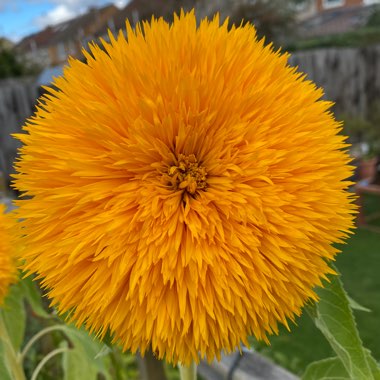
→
(297, 0, 380, 37)
(16, 1, 198, 68)
(17, 5, 118, 67)
(318, 0, 380, 11)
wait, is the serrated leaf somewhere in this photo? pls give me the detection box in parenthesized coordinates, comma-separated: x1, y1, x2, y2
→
(365, 350, 380, 380)
(303, 357, 350, 380)
(1, 282, 26, 350)
(60, 324, 111, 380)
(311, 268, 377, 380)
(303, 351, 380, 380)
(62, 342, 99, 380)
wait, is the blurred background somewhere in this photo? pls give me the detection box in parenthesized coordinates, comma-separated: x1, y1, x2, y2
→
(1, 0, 380, 379)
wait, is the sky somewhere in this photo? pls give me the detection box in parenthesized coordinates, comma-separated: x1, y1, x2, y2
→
(0, 0, 128, 42)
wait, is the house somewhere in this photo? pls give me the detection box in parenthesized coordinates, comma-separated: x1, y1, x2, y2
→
(16, 1, 199, 68)
(18, 0, 380, 68)
(297, 0, 380, 37)
(298, 0, 380, 20)
(17, 5, 119, 67)
(317, 0, 380, 11)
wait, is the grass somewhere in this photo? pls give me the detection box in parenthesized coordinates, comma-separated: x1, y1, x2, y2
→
(255, 225, 380, 376)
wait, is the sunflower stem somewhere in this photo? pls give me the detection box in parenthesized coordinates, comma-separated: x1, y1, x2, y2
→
(0, 311, 26, 380)
(179, 362, 197, 380)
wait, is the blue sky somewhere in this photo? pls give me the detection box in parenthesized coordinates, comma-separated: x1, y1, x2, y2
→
(0, 0, 127, 42)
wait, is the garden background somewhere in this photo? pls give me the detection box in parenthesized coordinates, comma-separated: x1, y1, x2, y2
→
(1, 0, 380, 379)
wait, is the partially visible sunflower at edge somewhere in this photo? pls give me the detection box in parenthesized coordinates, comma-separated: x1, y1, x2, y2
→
(0, 204, 17, 306)
(13, 11, 356, 365)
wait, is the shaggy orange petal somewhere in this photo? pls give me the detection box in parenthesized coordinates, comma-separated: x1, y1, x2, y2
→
(0, 204, 17, 305)
(14, 11, 356, 364)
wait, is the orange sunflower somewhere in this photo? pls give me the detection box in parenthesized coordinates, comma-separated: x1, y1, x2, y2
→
(14, 11, 355, 364)
(0, 204, 17, 306)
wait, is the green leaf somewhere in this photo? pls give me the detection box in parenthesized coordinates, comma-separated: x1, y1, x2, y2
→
(365, 350, 380, 380)
(303, 357, 350, 380)
(310, 269, 378, 380)
(303, 351, 380, 380)
(1, 282, 26, 350)
(61, 341, 99, 380)
(95, 344, 113, 359)
(347, 296, 371, 313)
(19, 276, 51, 319)
(60, 324, 111, 380)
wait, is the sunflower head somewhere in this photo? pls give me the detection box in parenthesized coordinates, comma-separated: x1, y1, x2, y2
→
(14, 11, 356, 364)
(0, 204, 17, 306)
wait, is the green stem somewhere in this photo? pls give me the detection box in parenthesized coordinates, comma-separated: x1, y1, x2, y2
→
(179, 362, 197, 380)
(20, 325, 67, 362)
(0, 311, 26, 380)
(30, 347, 68, 380)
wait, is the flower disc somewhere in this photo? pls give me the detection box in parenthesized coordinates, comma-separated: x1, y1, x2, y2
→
(14, 12, 355, 364)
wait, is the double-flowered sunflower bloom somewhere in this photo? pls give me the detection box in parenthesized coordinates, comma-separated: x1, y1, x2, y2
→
(14, 11, 355, 364)
(0, 204, 17, 306)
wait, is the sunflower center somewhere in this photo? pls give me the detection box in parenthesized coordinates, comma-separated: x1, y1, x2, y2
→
(166, 154, 207, 195)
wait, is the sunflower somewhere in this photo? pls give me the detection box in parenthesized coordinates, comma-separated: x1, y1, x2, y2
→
(13, 11, 355, 364)
(0, 204, 17, 305)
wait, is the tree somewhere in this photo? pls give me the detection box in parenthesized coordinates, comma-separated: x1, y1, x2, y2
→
(229, 0, 296, 43)
(196, 0, 304, 45)
(0, 38, 41, 79)
(0, 43, 24, 79)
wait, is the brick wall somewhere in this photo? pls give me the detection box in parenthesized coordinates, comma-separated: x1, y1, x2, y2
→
(316, 0, 363, 12)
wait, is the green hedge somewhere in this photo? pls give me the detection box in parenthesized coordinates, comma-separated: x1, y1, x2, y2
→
(287, 27, 380, 51)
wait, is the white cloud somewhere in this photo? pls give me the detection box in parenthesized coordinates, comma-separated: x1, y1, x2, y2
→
(114, 0, 128, 9)
(33, 0, 130, 28)
(35, 4, 77, 28)
(48, 0, 104, 13)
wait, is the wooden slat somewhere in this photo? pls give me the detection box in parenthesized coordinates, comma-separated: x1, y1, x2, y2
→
(198, 351, 299, 380)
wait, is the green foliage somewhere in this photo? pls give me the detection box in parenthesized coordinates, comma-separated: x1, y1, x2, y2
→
(303, 352, 380, 380)
(0, 41, 41, 79)
(303, 356, 351, 380)
(225, 0, 303, 45)
(0, 275, 133, 380)
(287, 27, 380, 51)
(341, 116, 373, 143)
(0, 344, 14, 380)
(1, 281, 26, 350)
(340, 103, 380, 157)
(254, 229, 380, 376)
(304, 269, 380, 380)
(366, 6, 380, 28)
(19, 276, 51, 319)
(0, 47, 24, 79)
(336, 229, 380, 358)
(347, 296, 371, 313)
(60, 326, 112, 380)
